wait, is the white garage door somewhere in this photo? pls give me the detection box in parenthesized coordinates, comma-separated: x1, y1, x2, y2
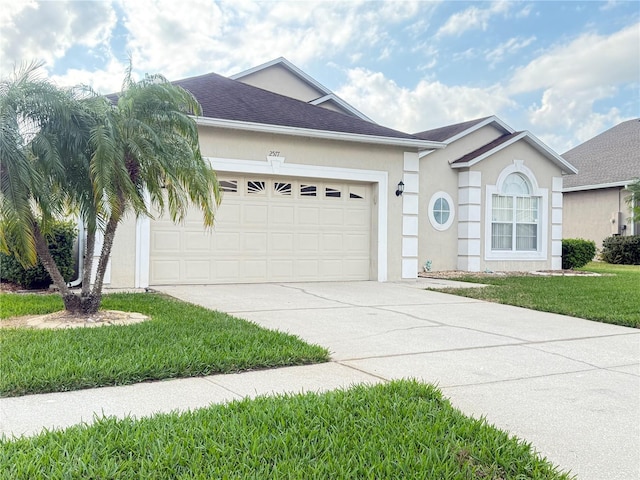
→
(149, 175, 372, 284)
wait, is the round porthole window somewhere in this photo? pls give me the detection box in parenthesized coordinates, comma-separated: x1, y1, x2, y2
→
(428, 191, 455, 231)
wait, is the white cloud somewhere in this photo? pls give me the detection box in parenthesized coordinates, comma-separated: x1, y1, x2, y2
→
(485, 36, 536, 67)
(50, 57, 128, 93)
(0, 0, 117, 74)
(118, 0, 429, 80)
(336, 68, 514, 133)
(507, 22, 639, 142)
(436, 0, 511, 37)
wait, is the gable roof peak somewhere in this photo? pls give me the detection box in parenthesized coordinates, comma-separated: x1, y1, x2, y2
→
(414, 115, 513, 143)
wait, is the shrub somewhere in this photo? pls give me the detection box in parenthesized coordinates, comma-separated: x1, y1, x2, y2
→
(562, 238, 596, 269)
(601, 235, 640, 265)
(0, 221, 77, 289)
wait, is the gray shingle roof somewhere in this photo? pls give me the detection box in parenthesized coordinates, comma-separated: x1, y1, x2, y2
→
(414, 117, 490, 142)
(562, 118, 640, 189)
(450, 132, 522, 165)
(172, 72, 420, 141)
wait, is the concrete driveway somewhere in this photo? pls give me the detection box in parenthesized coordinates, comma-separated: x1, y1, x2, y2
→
(157, 280, 640, 480)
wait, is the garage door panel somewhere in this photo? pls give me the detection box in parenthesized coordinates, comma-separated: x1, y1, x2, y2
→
(184, 260, 211, 281)
(243, 233, 268, 252)
(320, 208, 344, 225)
(150, 176, 371, 284)
(185, 232, 211, 251)
(298, 207, 320, 225)
(152, 231, 180, 251)
(244, 204, 268, 225)
(213, 260, 240, 280)
(271, 205, 295, 225)
(270, 232, 294, 251)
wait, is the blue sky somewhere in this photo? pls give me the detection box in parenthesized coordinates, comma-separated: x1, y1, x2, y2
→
(1, 0, 638, 152)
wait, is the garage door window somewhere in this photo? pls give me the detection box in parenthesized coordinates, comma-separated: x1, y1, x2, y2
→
(219, 180, 238, 193)
(274, 182, 292, 196)
(247, 181, 266, 194)
(325, 186, 342, 198)
(300, 184, 317, 196)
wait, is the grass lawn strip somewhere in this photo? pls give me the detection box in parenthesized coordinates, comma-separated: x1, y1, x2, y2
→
(430, 263, 640, 328)
(0, 380, 573, 479)
(0, 293, 329, 397)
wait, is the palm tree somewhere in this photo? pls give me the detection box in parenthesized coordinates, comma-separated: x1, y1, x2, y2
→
(1, 63, 220, 314)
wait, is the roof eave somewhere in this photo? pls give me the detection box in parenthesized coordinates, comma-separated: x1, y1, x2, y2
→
(194, 116, 446, 150)
(309, 94, 376, 123)
(563, 180, 633, 192)
(450, 131, 579, 174)
(230, 57, 332, 97)
(443, 115, 514, 144)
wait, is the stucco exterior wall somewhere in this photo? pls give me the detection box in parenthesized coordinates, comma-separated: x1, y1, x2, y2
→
(563, 188, 634, 249)
(108, 213, 137, 288)
(235, 64, 323, 102)
(418, 153, 459, 271)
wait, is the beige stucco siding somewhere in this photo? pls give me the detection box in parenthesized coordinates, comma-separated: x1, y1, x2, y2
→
(108, 213, 137, 287)
(564, 188, 633, 249)
(418, 153, 459, 271)
(235, 64, 323, 102)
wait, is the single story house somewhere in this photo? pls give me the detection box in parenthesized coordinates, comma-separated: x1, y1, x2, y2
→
(562, 118, 640, 249)
(98, 58, 576, 288)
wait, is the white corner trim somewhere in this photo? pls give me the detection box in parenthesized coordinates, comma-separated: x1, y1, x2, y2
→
(194, 116, 445, 150)
(135, 191, 151, 289)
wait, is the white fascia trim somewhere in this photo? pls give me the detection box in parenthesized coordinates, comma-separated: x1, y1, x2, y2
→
(443, 116, 514, 145)
(194, 116, 445, 150)
(450, 132, 578, 174)
(206, 156, 389, 282)
(309, 94, 376, 123)
(230, 57, 332, 97)
(563, 180, 631, 192)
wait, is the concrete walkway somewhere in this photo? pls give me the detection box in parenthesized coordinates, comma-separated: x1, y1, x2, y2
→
(1, 280, 638, 480)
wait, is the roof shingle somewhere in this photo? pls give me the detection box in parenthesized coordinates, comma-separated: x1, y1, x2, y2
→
(414, 117, 490, 142)
(172, 72, 420, 141)
(562, 118, 640, 189)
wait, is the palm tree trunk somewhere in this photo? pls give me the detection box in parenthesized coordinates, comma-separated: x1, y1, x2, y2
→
(33, 223, 71, 296)
(89, 213, 120, 307)
(81, 228, 96, 296)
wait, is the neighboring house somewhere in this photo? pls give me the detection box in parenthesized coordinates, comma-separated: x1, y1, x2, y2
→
(102, 58, 575, 288)
(562, 119, 640, 249)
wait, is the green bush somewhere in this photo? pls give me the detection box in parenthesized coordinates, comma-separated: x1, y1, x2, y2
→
(562, 238, 596, 269)
(0, 221, 77, 289)
(601, 235, 640, 265)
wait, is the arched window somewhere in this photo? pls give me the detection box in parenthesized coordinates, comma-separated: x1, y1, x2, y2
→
(491, 173, 539, 251)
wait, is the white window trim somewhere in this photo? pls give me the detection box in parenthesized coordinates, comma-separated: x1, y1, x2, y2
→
(428, 191, 455, 231)
(134, 157, 388, 286)
(484, 162, 548, 261)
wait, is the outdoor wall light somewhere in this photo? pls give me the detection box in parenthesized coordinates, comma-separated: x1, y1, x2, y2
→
(395, 181, 405, 197)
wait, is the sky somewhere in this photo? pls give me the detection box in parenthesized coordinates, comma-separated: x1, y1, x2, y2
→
(1, 0, 638, 153)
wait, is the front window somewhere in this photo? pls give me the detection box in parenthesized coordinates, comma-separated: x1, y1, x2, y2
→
(491, 173, 539, 251)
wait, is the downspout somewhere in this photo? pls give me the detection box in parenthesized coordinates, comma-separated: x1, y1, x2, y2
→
(67, 219, 84, 287)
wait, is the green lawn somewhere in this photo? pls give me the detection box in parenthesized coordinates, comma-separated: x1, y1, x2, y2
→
(431, 263, 640, 328)
(0, 293, 329, 397)
(0, 380, 572, 480)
